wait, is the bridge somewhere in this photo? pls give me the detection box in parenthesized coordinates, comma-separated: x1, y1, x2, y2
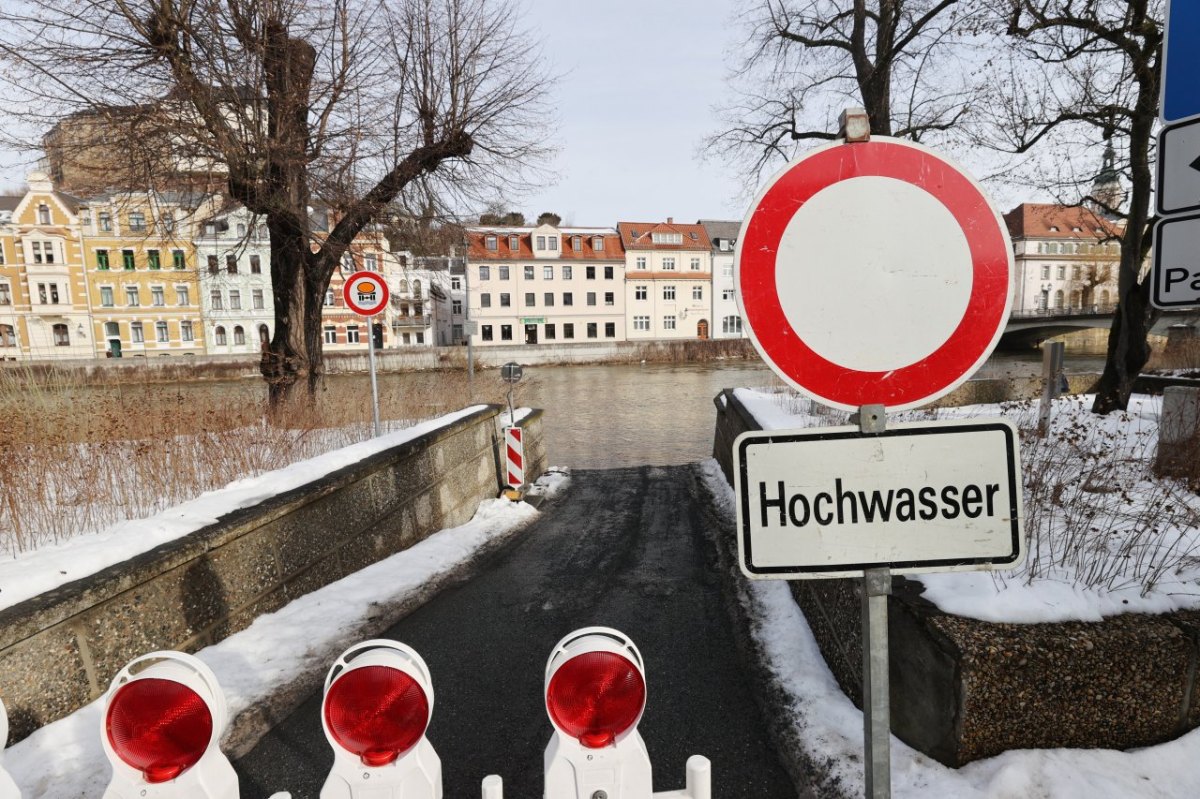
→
(1001, 304, 1200, 348)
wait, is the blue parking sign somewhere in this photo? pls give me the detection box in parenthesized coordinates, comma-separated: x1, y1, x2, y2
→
(1163, 0, 1200, 123)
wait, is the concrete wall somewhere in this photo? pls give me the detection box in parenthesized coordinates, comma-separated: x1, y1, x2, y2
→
(0, 404, 545, 742)
(712, 388, 1200, 766)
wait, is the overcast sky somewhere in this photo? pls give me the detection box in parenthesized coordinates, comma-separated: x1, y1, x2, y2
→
(0, 0, 1043, 224)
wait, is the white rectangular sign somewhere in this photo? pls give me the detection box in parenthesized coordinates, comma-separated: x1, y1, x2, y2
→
(1152, 213, 1200, 309)
(1157, 118, 1200, 216)
(733, 419, 1024, 579)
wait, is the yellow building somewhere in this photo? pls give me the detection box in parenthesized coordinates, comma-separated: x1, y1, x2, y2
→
(77, 192, 211, 357)
(0, 172, 92, 360)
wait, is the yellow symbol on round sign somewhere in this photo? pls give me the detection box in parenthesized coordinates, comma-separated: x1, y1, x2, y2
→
(355, 278, 378, 305)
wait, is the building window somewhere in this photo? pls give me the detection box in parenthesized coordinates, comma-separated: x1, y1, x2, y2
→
(131, 322, 145, 343)
(1041, 265, 1050, 279)
(0, 324, 14, 347)
(544, 266, 554, 279)
(210, 289, 223, 310)
(563, 292, 573, 306)
(545, 323, 556, 339)
(229, 290, 241, 310)
(633, 316, 650, 331)
(99, 286, 114, 307)
(128, 211, 145, 231)
(147, 250, 161, 270)
(482, 325, 493, 341)
(226, 254, 238, 274)
(323, 326, 336, 344)
(50, 284, 60, 303)
(522, 292, 534, 307)
(481, 293, 492, 308)
(500, 293, 511, 307)
(636, 256, 646, 269)
(103, 321, 120, 339)
(151, 286, 165, 306)
(662, 257, 675, 271)
(509, 235, 519, 251)
(563, 265, 573, 280)
(177, 286, 190, 306)
(525, 265, 535, 280)
(250, 254, 262, 274)
(365, 254, 377, 272)
(605, 322, 615, 338)
(1057, 265, 1066, 279)
(663, 285, 676, 300)
(453, 299, 463, 314)
(155, 321, 169, 343)
(214, 325, 227, 345)
(52, 323, 69, 346)
(347, 325, 360, 343)
(593, 237, 603, 251)
(486, 235, 498, 250)
(0, 242, 5, 264)
(126, 287, 140, 306)
(605, 292, 614, 305)
(587, 292, 596, 306)
(692, 286, 703, 300)
(635, 285, 647, 300)
(544, 293, 554, 307)
(663, 315, 676, 330)
(122, 250, 135, 270)
(0, 283, 10, 305)
(31, 242, 43, 263)
(586, 266, 596, 279)
(501, 324, 513, 341)
(37, 204, 50, 225)
(96, 250, 110, 270)
(722, 264, 733, 277)
(564, 323, 575, 339)
(536, 235, 546, 249)
(690, 257, 701, 271)
(652, 232, 683, 244)
(722, 315, 742, 334)
(722, 289, 734, 301)
(208, 255, 219, 274)
(548, 237, 558, 251)
(604, 266, 614, 279)
(252, 289, 264, 310)
(181, 321, 193, 342)
(479, 265, 490, 281)
(587, 322, 598, 338)
(324, 289, 334, 306)
(173, 250, 185, 270)
(36, 283, 46, 304)
(573, 236, 582, 251)
(99, 212, 112, 231)
(499, 265, 510, 280)
(451, 276, 462, 290)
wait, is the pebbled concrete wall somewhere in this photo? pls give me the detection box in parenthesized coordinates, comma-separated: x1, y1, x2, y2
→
(712, 388, 1200, 766)
(0, 405, 545, 742)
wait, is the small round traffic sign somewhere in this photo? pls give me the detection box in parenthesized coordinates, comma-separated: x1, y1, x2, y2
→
(343, 271, 390, 317)
(735, 137, 1013, 411)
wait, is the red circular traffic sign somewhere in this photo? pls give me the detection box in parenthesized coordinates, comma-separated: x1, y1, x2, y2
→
(735, 138, 1013, 411)
(343, 271, 390, 317)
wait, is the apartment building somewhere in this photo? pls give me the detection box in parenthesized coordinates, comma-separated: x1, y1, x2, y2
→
(617, 220, 712, 340)
(195, 205, 273, 355)
(699, 219, 745, 339)
(465, 224, 625, 346)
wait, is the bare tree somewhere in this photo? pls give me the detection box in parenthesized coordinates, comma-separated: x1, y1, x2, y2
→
(986, 0, 1162, 413)
(0, 0, 551, 406)
(707, 0, 979, 181)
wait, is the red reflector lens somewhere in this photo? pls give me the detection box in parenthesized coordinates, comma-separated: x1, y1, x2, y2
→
(547, 651, 645, 748)
(324, 665, 429, 766)
(106, 678, 213, 784)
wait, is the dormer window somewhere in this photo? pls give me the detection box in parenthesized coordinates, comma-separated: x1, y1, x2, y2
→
(37, 204, 50, 225)
(1071, 226, 1082, 232)
(651, 232, 683, 244)
(536, 235, 546, 249)
(573, 236, 582, 251)
(509, 235, 519, 251)
(593, 237, 603, 251)
(1048, 225, 1059, 232)
(547, 236, 558, 251)
(485, 235, 498, 251)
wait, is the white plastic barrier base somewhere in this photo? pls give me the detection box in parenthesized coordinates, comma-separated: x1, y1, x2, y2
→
(0, 698, 18, 799)
(483, 751, 711, 799)
(320, 737, 442, 799)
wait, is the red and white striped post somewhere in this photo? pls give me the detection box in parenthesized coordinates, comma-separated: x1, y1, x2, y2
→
(504, 426, 524, 490)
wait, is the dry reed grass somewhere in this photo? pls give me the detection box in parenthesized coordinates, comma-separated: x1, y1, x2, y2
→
(0, 365, 510, 555)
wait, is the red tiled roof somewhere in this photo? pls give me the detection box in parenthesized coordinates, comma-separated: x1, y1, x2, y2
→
(466, 228, 623, 260)
(617, 221, 711, 251)
(1003, 203, 1123, 240)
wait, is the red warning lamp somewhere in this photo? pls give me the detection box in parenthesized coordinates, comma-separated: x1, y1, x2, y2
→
(319, 639, 442, 798)
(546, 650, 646, 748)
(100, 651, 238, 798)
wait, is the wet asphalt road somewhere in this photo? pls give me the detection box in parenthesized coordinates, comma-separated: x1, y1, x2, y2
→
(234, 465, 796, 798)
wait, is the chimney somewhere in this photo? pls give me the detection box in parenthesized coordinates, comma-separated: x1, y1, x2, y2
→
(667, 217, 673, 224)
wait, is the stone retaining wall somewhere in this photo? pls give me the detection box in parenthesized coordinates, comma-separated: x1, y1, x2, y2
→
(712, 388, 1200, 766)
(0, 405, 545, 742)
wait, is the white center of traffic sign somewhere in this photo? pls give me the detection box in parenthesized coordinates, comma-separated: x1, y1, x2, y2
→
(777, 176, 973, 372)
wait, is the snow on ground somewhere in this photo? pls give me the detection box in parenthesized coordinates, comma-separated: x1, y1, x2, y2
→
(2, 467, 568, 798)
(733, 388, 1200, 623)
(699, 459, 1200, 799)
(0, 407, 491, 613)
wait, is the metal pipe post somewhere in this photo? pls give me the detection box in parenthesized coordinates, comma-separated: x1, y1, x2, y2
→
(857, 403, 890, 799)
(1037, 341, 1065, 437)
(368, 319, 381, 437)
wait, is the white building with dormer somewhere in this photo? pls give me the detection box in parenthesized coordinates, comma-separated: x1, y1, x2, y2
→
(194, 204, 274, 354)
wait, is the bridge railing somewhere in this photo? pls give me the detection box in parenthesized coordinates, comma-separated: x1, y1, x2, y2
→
(1009, 303, 1119, 320)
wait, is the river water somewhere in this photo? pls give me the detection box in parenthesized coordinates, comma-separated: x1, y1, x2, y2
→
(517, 351, 1108, 470)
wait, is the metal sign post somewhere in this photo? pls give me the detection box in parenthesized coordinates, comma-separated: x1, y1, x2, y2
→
(342, 271, 390, 437)
(367, 327, 381, 437)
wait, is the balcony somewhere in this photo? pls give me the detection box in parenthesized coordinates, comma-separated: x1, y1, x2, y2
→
(393, 314, 432, 328)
